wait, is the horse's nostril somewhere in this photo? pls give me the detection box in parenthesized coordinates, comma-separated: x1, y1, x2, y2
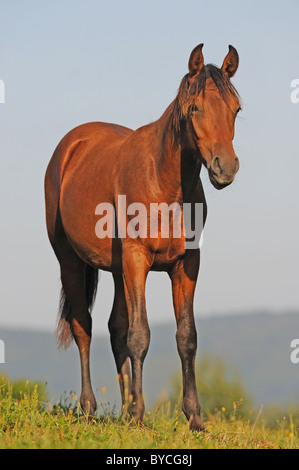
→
(212, 157, 222, 174)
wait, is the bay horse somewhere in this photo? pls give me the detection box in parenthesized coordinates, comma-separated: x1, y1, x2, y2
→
(44, 44, 241, 431)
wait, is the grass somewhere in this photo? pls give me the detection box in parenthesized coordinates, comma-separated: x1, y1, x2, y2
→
(0, 378, 298, 449)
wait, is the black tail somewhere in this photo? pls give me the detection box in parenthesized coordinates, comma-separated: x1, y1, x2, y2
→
(56, 264, 99, 349)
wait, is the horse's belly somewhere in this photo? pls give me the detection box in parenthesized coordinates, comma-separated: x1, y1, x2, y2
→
(70, 235, 122, 273)
(60, 195, 123, 273)
(61, 202, 187, 273)
(61, 194, 190, 274)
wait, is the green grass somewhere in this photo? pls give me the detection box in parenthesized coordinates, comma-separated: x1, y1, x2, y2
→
(0, 377, 298, 449)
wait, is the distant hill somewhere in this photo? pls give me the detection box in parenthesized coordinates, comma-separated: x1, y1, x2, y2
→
(1, 312, 299, 411)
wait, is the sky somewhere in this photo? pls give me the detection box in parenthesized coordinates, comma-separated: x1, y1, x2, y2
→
(0, 0, 299, 336)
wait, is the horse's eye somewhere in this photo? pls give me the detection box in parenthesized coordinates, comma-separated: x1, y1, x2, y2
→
(191, 104, 199, 112)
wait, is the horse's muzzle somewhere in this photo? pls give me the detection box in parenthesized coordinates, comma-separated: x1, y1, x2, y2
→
(208, 155, 239, 190)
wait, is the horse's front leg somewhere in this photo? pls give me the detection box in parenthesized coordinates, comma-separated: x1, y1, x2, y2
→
(169, 249, 205, 431)
(121, 243, 151, 422)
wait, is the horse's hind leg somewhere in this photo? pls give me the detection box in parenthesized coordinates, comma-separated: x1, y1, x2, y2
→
(56, 239, 97, 416)
(108, 274, 132, 412)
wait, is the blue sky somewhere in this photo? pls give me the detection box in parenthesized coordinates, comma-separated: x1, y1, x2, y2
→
(0, 0, 299, 334)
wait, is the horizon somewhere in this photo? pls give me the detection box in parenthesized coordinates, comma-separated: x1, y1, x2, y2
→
(1, 307, 298, 335)
(1, 310, 299, 408)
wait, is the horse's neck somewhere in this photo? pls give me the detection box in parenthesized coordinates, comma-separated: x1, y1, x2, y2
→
(152, 105, 202, 202)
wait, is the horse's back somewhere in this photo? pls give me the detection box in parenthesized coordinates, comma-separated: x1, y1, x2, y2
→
(48, 121, 132, 184)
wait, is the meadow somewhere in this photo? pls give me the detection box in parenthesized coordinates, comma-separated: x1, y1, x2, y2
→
(0, 375, 298, 450)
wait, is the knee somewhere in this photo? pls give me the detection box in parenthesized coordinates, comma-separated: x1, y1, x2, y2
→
(176, 320, 197, 359)
(127, 320, 150, 361)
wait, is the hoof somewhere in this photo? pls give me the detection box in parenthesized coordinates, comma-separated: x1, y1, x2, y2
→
(189, 414, 207, 432)
(79, 394, 97, 418)
(127, 401, 145, 425)
(127, 411, 144, 426)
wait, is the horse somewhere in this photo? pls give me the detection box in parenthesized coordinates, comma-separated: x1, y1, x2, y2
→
(44, 43, 241, 431)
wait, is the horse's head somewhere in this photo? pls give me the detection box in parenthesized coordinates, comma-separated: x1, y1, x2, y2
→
(174, 44, 241, 190)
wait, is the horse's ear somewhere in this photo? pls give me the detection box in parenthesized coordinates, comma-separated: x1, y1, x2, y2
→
(188, 43, 204, 78)
(221, 45, 239, 78)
